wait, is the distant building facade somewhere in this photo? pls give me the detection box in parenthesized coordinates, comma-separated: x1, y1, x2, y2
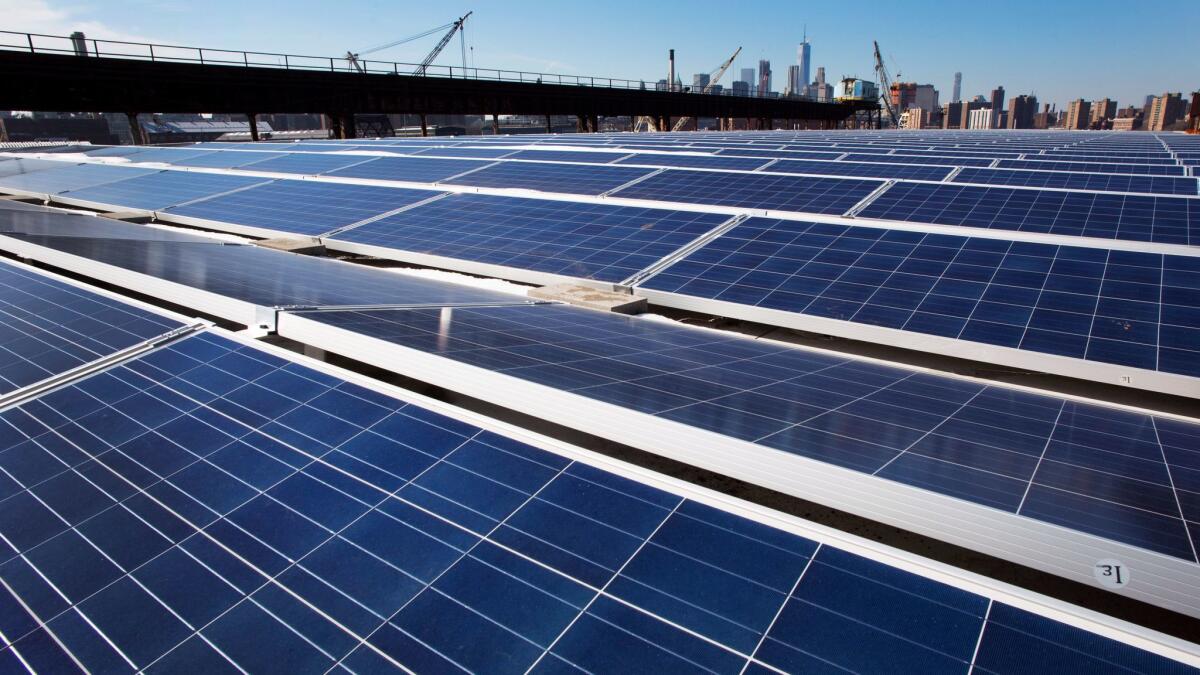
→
(1146, 92, 1185, 130)
(693, 73, 710, 91)
(786, 65, 802, 96)
(1007, 95, 1038, 129)
(967, 107, 993, 129)
(1090, 98, 1117, 126)
(758, 60, 772, 96)
(989, 86, 1005, 128)
(1064, 99, 1091, 129)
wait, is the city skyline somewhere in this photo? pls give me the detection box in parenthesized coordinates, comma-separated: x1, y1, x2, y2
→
(4, 0, 1198, 109)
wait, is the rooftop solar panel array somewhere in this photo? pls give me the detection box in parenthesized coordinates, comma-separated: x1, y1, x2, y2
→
(444, 161, 656, 195)
(1, 325, 1188, 672)
(954, 167, 1200, 195)
(611, 169, 883, 214)
(996, 159, 1188, 176)
(323, 156, 493, 183)
(0, 163, 156, 195)
(58, 171, 273, 212)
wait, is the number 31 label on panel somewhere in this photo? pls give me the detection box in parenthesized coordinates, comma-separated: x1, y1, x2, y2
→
(1094, 559, 1130, 589)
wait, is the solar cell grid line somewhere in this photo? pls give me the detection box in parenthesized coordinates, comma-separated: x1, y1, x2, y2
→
(163, 180, 444, 238)
(443, 161, 657, 196)
(612, 154, 773, 171)
(0, 163, 158, 197)
(770, 158, 954, 181)
(610, 169, 883, 215)
(996, 159, 1187, 176)
(0, 329, 1193, 673)
(322, 156, 496, 184)
(230, 153, 380, 175)
(858, 181, 1200, 246)
(52, 171, 274, 213)
(0, 258, 183, 396)
(326, 192, 733, 284)
(952, 167, 1200, 196)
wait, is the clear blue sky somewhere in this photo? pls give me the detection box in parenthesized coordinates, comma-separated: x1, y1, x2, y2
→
(9, 0, 1198, 109)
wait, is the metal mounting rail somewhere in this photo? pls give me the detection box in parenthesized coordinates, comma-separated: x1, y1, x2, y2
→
(620, 213, 749, 288)
(842, 179, 897, 218)
(0, 322, 208, 413)
(434, 161, 503, 184)
(320, 191, 453, 239)
(754, 159, 780, 172)
(277, 300, 549, 313)
(943, 166, 965, 183)
(599, 167, 665, 198)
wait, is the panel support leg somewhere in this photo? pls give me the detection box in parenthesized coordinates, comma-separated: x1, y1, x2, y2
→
(126, 112, 146, 145)
(247, 113, 259, 142)
(420, 113, 428, 137)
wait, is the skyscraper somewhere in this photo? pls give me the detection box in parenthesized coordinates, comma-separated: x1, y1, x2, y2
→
(758, 60, 772, 96)
(952, 72, 962, 103)
(797, 30, 811, 98)
(786, 65, 801, 96)
(989, 86, 1005, 128)
(693, 73, 710, 91)
(740, 67, 756, 95)
(814, 67, 831, 101)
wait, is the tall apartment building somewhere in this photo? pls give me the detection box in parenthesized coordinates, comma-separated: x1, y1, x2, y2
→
(1007, 95, 1038, 129)
(1064, 99, 1091, 130)
(757, 60, 772, 96)
(989, 86, 1005, 128)
(942, 101, 964, 129)
(900, 107, 925, 129)
(1090, 98, 1117, 126)
(968, 107, 993, 129)
(1146, 92, 1185, 130)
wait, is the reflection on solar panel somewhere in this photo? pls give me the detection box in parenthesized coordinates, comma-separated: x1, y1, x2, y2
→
(445, 162, 655, 195)
(502, 149, 626, 164)
(119, 148, 214, 164)
(772, 158, 954, 181)
(412, 147, 518, 159)
(166, 181, 439, 236)
(0, 163, 154, 195)
(841, 154, 994, 167)
(235, 153, 376, 174)
(288, 303, 1200, 562)
(0, 259, 181, 394)
(954, 167, 1199, 195)
(0, 329, 1182, 673)
(82, 146, 146, 157)
(612, 169, 882, 214)
(614, 154, 772, 171)
(996, 159, 1187, 176)
(329, 192, 730, 282)
(169, 150, 289, 169)
(323, 156, 491, 183)
(859, 181, 1200, 245)
(57, 171, 272, 211)
(638, 218, 1200, 377)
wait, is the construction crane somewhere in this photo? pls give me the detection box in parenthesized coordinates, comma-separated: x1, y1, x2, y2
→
(345, 12, 472, 75)
(872, 40, 899, 127)
(671, 46, 742, 131)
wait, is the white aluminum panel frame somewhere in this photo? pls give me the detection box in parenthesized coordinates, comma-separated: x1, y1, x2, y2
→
(276, 310, 1200, 620)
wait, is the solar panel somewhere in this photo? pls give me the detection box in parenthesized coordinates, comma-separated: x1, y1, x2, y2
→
(56, 171, 272, 211)
(0, 329, 1184, 672)
(614, 154, 772, 171)
(0, 259, 182, 394)
(168, 150, 290, 169)
(859, 181, 1200, 245)
(717, 148, 846, 160)
(165, 180, 440, 237)
(502, 149, 626, 164)
(283, 303, 1200, 568)
(412, 147, 518, 159)
(996, 159, 1187, 176)
(327, 192, 730, 282)
(444, 162, 655, 195)
(234, 153, 377, 175)
(954, 167, 1199, 195)
(0, 202, 215, 243)
(0, 163, 155, 195)
(771, 158, 954, 181)
(636, 217, 1200, 380)
(323, 156, 492, 183)
(118, 148, 215, 164)
(611, 169, 882, 215)
(841, 154, 994, 167)
(81, 146, 147, 157)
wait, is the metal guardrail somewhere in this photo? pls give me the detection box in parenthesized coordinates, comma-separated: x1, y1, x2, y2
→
(0, 30, 824, 103)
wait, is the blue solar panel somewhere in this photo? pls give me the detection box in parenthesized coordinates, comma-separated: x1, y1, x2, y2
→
(119, 148, 215, 164)
(329, 192, 730, 282)
(0, 259, 181, 394)
(717, 148, 846, 160)
(165, 180, 439, 236)
(638, 218, 1200, 378)
(169, 150, 290, 169)
(0, 163, 155, 195)
(860, 181, 1200, 245)
(81, 146, 146, 157)
(1035, 154, 1179, 164)
(614, 154, 772, 171)
(57, 171, 272, 211)
(235, 153, 377, 175)
(954, 168, 1199, 195)
(297, 303, 1200, 560)
(997, 159, 1187, 176)
(772, 158, 954, 181)
(841, 154, 994, 167)
(324, 156, 492, 183)
(412, 147, 519, 159)
(612, 169, 882, 214)
(502, 150, 625, 164)
(0, 328, 1187, 673)
(445, 162, 655, 195)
